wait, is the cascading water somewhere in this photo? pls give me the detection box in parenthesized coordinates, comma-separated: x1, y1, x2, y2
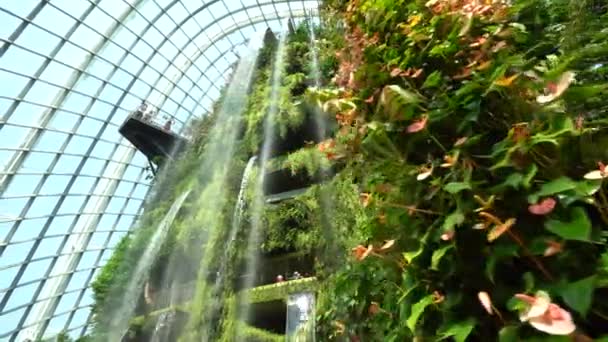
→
(174, 32, 265, 341)
(150, 311, 173, 342)
(308, 14, 329, 145)
(307, 15, 336, 266)
(308, 16, 322, 90)
(199, 155, 258, 336)
(236, 18, 291, 332)
(108, 190, 191, 341)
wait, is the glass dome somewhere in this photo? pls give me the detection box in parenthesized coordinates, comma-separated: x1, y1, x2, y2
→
(0, 0, 318, 340)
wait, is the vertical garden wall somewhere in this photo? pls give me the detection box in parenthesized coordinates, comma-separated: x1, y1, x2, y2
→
(312, 0, 608, 341)
(87, 0, 608, 341)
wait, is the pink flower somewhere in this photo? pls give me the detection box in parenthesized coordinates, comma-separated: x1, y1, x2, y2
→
(406, 115, 428, 133)
(528, 197, 557, 215)
(515, 291, 576, 335)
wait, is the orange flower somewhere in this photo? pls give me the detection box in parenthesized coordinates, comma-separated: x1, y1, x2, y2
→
(352, 244, 374, 261)
(515, 291, 576, 335)
(441, 153, 458, 168)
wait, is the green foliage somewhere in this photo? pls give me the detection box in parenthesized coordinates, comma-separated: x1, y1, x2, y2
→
(245, 277, 318, 304)
(314, 0, 608, 340)
(283, 146, 332, 177)
(238, 323, 284, 342)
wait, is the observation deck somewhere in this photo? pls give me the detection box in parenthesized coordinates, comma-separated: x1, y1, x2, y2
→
(119, 104, 188, 166)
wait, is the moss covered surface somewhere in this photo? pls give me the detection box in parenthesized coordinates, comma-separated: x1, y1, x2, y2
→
(246, 277, 318, 304)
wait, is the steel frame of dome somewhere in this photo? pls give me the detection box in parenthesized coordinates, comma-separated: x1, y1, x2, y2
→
(0, 0, 320, 340)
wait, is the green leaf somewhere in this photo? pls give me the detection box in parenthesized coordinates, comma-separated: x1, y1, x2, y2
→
(406, 295, 434, 332)
(444, 182, 471, 194)
(498, 326, 519, 342)
(559, 276, 596, 316)
(431, 245, 453, 270)
(503, 173, 523, 190)
(438, 319, 476, 342)
(528, 177, 577, 203)
(443, 211, 465, 232)
(575, 179, 602, 197)
(403, 248, 424, 264)
(523, 272, 535, 292)
(422, 71, 443, 89)
(545, 207, 591, 241)
(522, 164, 538, 189)
(379, 85, 422, 121)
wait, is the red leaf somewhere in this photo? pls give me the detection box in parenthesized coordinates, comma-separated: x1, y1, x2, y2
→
(528, 198, 556, 215)
(390, 67, 403, 77)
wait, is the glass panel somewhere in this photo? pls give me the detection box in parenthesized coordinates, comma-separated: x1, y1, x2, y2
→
(0, 0, 316, 338)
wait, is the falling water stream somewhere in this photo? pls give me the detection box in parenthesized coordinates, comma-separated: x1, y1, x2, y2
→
(236, 19, 291, 334)
(308, 15, 328, 144)
(195, 155, 258, 339)
(307, 15, 336, 270)
(123, 31, 266, 342)
(108, 190, 191, 341)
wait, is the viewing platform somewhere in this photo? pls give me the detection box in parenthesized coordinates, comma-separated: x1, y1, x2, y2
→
(119, 103, 188, 166)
